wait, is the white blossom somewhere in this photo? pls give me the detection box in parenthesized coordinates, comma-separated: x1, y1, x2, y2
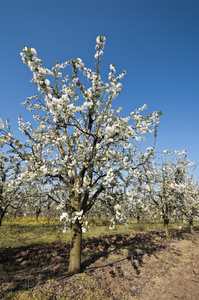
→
(0, 118, 4, 129)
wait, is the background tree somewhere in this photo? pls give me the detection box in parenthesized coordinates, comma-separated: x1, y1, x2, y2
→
(174, 158, 199, 234)
(0, 148, 24, 226)
(142, 151, 189, 240)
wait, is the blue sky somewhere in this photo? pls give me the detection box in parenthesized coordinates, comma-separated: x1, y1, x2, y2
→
(1, 0, 199, 177)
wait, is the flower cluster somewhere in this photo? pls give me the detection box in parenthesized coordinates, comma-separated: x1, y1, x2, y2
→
(0, 118, 4, 130)
(60, 210, 89, 233)
(109, 204, 127, 229)
(94, 36, 106, 59)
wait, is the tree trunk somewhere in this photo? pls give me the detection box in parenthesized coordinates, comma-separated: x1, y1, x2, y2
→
(0, 207, 5, 227)
(189, 219, 194, 234)
(137, 214, 140, 224)
(68, 219, 82, 274)
(163, 217, 170, 241)
(36, 208, 41, 222)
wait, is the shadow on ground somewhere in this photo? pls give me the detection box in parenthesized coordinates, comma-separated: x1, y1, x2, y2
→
(0, 226, 197, 297)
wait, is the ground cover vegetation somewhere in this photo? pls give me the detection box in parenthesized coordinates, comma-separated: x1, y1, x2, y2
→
(0, 34, 199, 283)
(1, 218, 199, 299)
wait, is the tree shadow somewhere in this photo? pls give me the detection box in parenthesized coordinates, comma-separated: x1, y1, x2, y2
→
(81, 230, 166, 274)
(0, 241, 70, 296)
(81, 226, 199, 273)
(0, 226, 198, 297)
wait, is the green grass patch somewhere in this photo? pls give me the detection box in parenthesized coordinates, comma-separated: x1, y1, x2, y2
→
(0, 217, 70, 248)
(0, 217, 197, 249)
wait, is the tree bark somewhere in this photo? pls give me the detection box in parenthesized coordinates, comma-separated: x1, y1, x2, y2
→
(189, 219, 194, 234)
(163, 217, 170, 241)
(68, 219, 82, 274)
(36, 207, 41, 222)
(0, 207, 5, 227)
(137, 214, 140, 224)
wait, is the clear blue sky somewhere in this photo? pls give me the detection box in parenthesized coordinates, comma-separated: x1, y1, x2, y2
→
(1, 0, 199, 176)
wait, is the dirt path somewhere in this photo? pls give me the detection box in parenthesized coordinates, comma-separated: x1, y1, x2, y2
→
(139, 232, 199, 300)
(0, 227, 199, 299)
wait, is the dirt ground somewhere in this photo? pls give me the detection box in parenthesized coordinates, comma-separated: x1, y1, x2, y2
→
(1, 227, 199, 299)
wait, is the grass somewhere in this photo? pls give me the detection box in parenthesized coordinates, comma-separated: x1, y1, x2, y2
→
(0, 217, 71, 248)
(1, 217, 199, 299)
(5, 275, 111, 300)
(0, 216, 193, 248)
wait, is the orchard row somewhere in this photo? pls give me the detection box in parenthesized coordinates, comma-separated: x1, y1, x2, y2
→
(0, 36, 198, 272)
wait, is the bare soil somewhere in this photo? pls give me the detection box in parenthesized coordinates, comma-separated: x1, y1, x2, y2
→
(1, 227, 199, 299)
